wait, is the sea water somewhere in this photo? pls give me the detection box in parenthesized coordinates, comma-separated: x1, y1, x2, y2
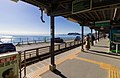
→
(0, 34, 81, 45)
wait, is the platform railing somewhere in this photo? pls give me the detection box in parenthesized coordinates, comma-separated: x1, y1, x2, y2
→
(19, 40, 81, 78)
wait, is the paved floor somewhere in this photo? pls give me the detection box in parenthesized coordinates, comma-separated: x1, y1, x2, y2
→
(24, 39, 120, 78)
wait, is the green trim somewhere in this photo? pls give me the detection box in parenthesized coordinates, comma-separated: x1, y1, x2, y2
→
(110, 50, 120, 53)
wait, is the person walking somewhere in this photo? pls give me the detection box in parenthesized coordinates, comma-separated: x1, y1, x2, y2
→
(86, 34, 91, 50)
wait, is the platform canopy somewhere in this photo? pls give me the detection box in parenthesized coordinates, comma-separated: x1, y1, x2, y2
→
(14, 0, 120, 32)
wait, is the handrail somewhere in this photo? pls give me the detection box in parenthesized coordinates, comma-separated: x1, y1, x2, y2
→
(19, 40, 83, 78)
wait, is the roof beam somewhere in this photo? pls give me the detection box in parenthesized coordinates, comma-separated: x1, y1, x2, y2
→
(82, 13, 91, 20)
(102, 10, 106, 20)
(21, 0, 49, 9)
(89, 12, 96, 20)
(110, 9, 114, 20)
(113, 8, 117, 20)
(78, 14, 88, 20)
(95, 11, 101, 20)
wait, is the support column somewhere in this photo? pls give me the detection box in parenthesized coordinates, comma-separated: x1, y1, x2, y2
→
(95, 31, 97, 43)
(81, 25, 84, 51)
(98, 31, 99, 41)
(49, 16, 56, 71)
(91, 29, 94, 46)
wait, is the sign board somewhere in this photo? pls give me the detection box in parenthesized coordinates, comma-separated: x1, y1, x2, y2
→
(95, 20, 110, 27)
(0, 52, 19, 78)
(72, 0, 91, 14)
(92, 0, 120, 8)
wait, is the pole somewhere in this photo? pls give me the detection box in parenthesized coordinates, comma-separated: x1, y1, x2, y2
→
(91, 29, 94, 46)
(98, 31, 99, 41)
(95, 31, 97, 43)
(49, 16, 56, 71)
(81, 25, 84, 51)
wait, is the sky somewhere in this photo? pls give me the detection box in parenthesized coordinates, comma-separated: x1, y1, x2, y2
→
(0, 0, 94, 35)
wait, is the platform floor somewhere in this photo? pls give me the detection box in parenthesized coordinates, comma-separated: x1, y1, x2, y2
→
(24, 39, 120, 78)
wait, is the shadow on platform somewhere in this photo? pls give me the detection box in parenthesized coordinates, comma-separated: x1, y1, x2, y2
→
(52, 69, 67, 78)
(93, 45, 109, 48)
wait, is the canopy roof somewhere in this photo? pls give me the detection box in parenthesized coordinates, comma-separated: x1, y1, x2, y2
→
(19, 0, 120, 32)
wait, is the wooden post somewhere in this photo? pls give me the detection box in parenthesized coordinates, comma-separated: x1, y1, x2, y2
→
(81, 25, 84, 51)
(19, 52, 22, 78)
(49, 16, 56, 71)
(24, 51, 26, 78)
(36, 48, 39, 56)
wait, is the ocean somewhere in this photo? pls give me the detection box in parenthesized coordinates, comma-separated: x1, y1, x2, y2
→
(0, 34, 81, 45)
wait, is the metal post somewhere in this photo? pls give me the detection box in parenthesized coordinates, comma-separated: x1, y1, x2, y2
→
(20, 38, 21, 44)
(27, 38, 29, 44)
(49, 16, 56, 71)
(95, 31, 97, 43)
(98, 31, 99, 41)
(11, 38, 12, 43)
(81, 25, 84, 51)
(91, 29, 94, 46)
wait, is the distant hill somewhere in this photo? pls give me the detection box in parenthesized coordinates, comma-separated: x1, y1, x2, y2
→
(68, 33, 80, 35)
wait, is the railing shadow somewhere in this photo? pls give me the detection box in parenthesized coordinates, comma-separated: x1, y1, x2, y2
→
(52, 69, 67, 78)
(83, 50, 120, 60)
(93, 45, 109, 48)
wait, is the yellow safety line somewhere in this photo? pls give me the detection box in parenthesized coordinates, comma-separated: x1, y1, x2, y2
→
(29, 50, 120, 78)
(30, 50, 80, 78)
(75, 57, 120, 78)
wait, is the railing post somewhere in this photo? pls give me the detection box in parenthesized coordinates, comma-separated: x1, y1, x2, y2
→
(35, 40, 36, 44)
(65, 43, 67, 48)
(58, 44, 60, 50)
(24, 51, 27, 78)
(74, 41, 75, 45)
(36, 48, 39, 56)
(22, 40, 23, 45)
(77, 41, 79, 44)
(27, 38, 29, 44)
(70, 42, 71, 47)
(19, 38, 21, 44)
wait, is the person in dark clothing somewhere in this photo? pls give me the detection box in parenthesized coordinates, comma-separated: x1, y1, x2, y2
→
(103, 34, 106, 39)
(86, 34, 90, 50)
(91, 34, 95, 46)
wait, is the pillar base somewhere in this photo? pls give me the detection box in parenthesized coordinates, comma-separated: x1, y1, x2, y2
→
(49, 65, 56, 71)
(81, 49, 84, 52)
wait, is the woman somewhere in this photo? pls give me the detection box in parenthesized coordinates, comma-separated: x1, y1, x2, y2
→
(86, 34, 90, 50)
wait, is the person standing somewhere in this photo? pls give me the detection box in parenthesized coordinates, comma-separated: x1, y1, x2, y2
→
(86, 34, 91, 50)
(91, 34, 95, 46)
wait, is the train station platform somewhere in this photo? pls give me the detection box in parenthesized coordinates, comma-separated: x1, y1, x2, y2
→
(25, 39, 120, 78)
